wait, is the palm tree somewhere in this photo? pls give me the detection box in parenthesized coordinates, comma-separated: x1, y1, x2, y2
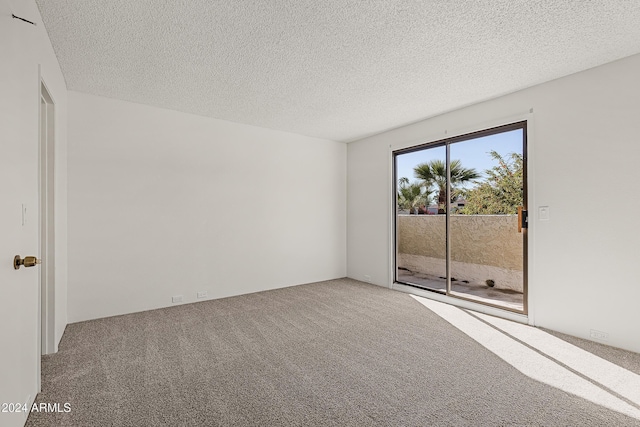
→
(397, 177, 428, 214)
(414, 159, 479, 213)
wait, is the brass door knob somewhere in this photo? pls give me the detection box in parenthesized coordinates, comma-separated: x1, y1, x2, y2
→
(14, 255, 41, 270)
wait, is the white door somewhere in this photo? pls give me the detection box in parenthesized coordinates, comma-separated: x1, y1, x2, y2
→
(1, 2, 42, 426)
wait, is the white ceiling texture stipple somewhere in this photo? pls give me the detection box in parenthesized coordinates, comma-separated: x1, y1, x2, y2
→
(36, 1, 640, 142)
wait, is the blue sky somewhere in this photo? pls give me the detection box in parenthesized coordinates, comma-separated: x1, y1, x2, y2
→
(396, 129, 523, 190)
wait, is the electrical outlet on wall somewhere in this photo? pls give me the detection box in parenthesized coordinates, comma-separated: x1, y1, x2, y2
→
(590, 329, 609, 341)
(172, 295, 183, 304)
(197, 291, 207, 299)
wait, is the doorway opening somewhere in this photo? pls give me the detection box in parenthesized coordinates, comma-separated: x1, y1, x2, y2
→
(394, 122, 527, 313)
(40, 81, 56, 355)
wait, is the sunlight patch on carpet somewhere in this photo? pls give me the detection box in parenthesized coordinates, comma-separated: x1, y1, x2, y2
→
(411, 295, 640, 420)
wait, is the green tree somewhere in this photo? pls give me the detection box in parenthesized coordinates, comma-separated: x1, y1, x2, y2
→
(397, 177, 429, 214)
(414, 159, 479, 213)
(460, 151, 523, 215)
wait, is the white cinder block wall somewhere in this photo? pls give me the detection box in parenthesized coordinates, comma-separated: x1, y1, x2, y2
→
(347, 53, 640, 354)
(67, 92, 346, 322)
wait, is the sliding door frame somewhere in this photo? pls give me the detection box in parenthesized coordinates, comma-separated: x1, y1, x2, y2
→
(392, 120, 528, 315)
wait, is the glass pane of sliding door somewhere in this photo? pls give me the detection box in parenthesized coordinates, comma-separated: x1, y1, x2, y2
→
(394, 122, 527, 313)
(449, 127, 525, 311)
(396, 145, 447, 292)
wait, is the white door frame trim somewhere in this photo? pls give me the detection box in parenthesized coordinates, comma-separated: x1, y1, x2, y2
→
(38, 70, 56, 365)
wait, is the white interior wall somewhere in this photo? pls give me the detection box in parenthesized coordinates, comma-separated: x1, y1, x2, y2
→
(0, 0, 67, 425)
(347, 53, 640, 353)
(67, 91, 346, 323)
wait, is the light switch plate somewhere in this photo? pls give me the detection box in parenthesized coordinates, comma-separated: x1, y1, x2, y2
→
(539, 206, 550, 221)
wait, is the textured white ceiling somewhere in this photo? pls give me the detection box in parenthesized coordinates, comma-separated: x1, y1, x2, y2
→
(36, 1, 640, 142)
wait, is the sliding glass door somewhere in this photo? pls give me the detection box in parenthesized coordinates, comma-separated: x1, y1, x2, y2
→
(396, 145, 447, 291)
(394, 122, 527, 313)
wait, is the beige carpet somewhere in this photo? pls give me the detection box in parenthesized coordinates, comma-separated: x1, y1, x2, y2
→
(26, 278, 640, 426)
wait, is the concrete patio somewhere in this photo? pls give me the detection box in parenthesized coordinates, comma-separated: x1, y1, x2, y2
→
(397, 268, 524, 311)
